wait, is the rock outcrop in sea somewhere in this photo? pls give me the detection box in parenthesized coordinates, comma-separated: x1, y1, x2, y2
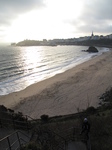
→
(87, 46, 98, 53)
(82, 46, 98, 53)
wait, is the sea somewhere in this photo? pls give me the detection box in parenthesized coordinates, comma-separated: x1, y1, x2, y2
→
(0, 45, 109, 96)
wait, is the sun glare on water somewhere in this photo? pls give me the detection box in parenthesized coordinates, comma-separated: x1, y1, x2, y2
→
(21, 47, 43, 69)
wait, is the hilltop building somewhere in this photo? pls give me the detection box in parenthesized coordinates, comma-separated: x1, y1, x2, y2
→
(90, 31, 94, 40)
(91, 31, 94, 37)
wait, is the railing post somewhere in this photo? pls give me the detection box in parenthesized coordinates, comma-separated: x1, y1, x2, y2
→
(26, 115, 29, 132)
(65, 140, 67, 150)
(73, 127, 75, 140)
(0, 119, 2, 128)
(11, 114, 16, 130)
(12, 118, 15, 130)
(16, 131, 21, 148)
(7, 137, 11, 150)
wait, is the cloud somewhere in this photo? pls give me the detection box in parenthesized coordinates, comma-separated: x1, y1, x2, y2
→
(82, 0, 112, 20)
(70, 0, 112, 35)
(0, 0, 111, 42)
(0, 0, 45, 12)
(0, 0, 45, 26)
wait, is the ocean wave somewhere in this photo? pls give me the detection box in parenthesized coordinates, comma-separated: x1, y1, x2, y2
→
(0, 46, 109, 95)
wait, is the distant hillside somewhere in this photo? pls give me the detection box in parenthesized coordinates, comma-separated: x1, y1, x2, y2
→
(16, 38, 112, 47)
(16, 40, 43, 46)
(76, 39, 112, 47)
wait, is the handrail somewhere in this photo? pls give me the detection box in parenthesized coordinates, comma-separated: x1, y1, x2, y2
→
(0, 130, 30, 150)
(52, 131, 67, 150)
(0, 130, 30, 142)
(0, 111, 92, 149)
(0, 111, 36, 121)
(0, 131, 16, 142)
(0, 110, 38, 131)
(0, 118, 30, 132)
(19, 138, 27, 143)
(0, 115, 33, 131)
(19, 130, 31, 139)
(7, 139, 18, 150)
(0, 118, 27, 124)
(23, 115, 35, 121)
(51, 126, 91, 150)
(46, 128, 68, 150)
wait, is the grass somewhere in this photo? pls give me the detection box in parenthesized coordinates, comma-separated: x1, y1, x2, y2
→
(1, 87, 112, 150)
(25, 87, 112, 150)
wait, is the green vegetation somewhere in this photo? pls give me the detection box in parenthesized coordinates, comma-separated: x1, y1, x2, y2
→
(21, 142, 41, 150)
(0, 106, 32, 130)
(1, 87, 112, 150)
(40, 114, 49, 123)
(21, 87, 112, 150)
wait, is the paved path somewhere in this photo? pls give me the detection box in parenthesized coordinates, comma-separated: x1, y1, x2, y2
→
(67, 141, 87, 150)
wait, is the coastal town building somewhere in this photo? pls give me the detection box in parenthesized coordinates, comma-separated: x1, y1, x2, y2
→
(15, 33, 112, 46)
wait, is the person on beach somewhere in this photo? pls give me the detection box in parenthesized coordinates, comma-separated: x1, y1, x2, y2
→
(80, 118, 90, 139)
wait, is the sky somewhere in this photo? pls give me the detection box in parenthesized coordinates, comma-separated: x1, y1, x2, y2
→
(0, 0, 112, 44)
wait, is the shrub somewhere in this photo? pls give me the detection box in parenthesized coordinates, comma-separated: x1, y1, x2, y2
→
(20, 142, 41, 150)
(99, 87, 112, 102)
(85, 106, 96, 114)
(40, 114, 49, 123)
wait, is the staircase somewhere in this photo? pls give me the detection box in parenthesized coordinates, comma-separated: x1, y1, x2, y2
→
(0, 130, 31, 150)
(0, 110, 91, 150)
(30, 127, 67, 150)
(30, 126, 90, 150)
(67, 141, 87, 150)
(0, 110, 36, 150)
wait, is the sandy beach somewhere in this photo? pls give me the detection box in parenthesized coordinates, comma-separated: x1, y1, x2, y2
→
(0, 49, 112, 118)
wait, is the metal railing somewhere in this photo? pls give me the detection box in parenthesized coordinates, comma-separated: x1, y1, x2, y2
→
(52, 126, 91, 150)
(0, 110, 36, 121)
(51, 130, 68, 150)
(0, 130, 30, 150)
(0, 111, 92, 150)
(0, 111, 37, 131)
